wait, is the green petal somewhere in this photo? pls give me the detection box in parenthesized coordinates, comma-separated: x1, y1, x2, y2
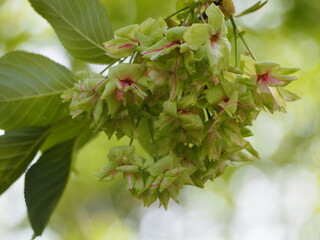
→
(206, 37, 231, 73)
(179, 94, 197, 109)
(183, 24, 211, 50)
(104, 38, 137, 58)
(220, 91, 239, 116)
(101, 80, 117, 99)
(206, 3, 225, 33)
(278, 88, 301, 101)
(241, 55, 256, 77)
(108, 63, 145, 82)
(135, 18, 168, 51)
(179, 113, 204, 130)
(114, 24, 139, 39)
(147, 154, 175, 176)
(166, 27, 188, 41)
(205, 85, 225, 105)
(269, 73, 297, 81)
(142, 39, 180, 60)
(254, 61, 280, 75)
(116, 165, 140, 173)
(108, 146, 135, 163)
(269, 87, 286, 108)
(275, 67, 300, 75)
(163, 101, 178, 116)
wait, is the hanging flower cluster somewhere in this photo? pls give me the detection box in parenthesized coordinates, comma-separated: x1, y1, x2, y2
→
(62, 2, 299, 208)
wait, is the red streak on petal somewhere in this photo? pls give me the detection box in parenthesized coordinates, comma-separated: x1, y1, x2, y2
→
(117, 43, 135, 49)
(165, 41, 180, 49)
(237, 102, 254, 108)
(92, 79, 106, 91)
(173, 57, 180, 71)
(218, 108, 225, 114)
(209, 120, 217, 132)
(223, 102, 237, 107)
(260, 80, 269, 92)
(143, 48, 164, 55)
(150, 183, 160, 188)
(169, 58, 180, 99)
(170, 74, 177, 99)
(148, 65, 161, 72)
(143, 41, 180, 55)
(267, 77, 282, 84)
(144, 69, 151, 78)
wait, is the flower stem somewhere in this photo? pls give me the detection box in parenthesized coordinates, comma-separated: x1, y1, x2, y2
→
(164, 6, 190, 21)
(229, 16, 256, 61)
(206, 108, 212, 120)
(198, 4, 206, 23)
(231, 18, 239, 66)
(100, 59, 118, 74)
(129, 52, 136, 63)
(129, 117, 141, 145)
(129, 99, 147, 145)
(147, 116, 159, 161)
(182, 11, 191, 26)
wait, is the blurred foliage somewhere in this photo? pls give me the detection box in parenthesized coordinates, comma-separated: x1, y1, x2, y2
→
(0, 0, 320, 239)
(283, 0, 320, 37)
(101, 0, 175, 30)
(50, 134, 140, 239)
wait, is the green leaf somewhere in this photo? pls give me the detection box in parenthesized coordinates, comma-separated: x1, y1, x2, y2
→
(25, 139, 75, 237)
(235, 1, 268, 18)
(0, 51, 74, 130)
(0, 127, 49, 195)
(29, 0, 114, 64)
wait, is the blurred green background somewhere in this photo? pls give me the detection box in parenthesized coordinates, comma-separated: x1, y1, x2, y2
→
(0, 0, 319, 239)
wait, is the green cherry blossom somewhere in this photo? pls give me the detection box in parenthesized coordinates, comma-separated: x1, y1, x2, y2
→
(183, 4, 231, 74)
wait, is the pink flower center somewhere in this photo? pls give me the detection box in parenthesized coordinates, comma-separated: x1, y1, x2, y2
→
(143, 41, 180, 55)
(119, 78, 135, 88)
(256, 71, 282, 92)
(210, 33, 220, 45)
(257, 72, 270, 83)
(257, 71, 281, 85)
